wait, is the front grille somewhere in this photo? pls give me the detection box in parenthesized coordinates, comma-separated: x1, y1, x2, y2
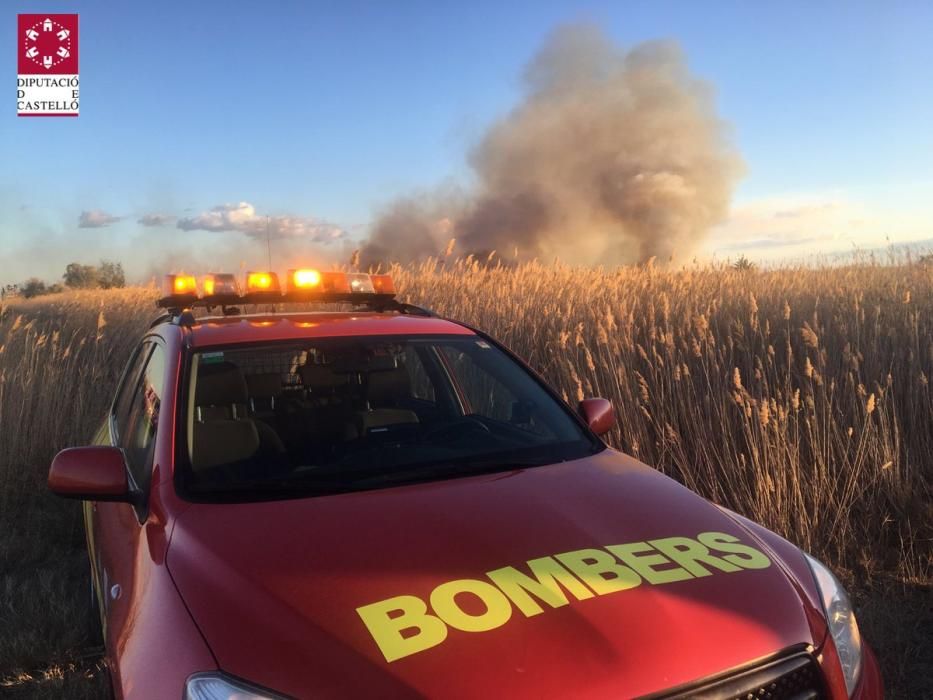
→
(659, 651, 825, 700)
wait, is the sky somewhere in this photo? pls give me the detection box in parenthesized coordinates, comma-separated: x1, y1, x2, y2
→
(2, 0, 932, 284)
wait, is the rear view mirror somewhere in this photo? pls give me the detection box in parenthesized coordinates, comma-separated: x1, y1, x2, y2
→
(579, 398, 615, 436)
(48, 446, 133, 502)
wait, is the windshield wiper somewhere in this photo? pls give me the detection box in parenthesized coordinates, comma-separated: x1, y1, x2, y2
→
(348, 455, 557, 488)
(186, 449, 580, 499)
(186, 475, 350, 497)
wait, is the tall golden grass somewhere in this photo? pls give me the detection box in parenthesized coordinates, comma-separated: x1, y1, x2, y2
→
(0, 289, 155, 697)
(400, 259, 932, 582)
(0, 261, 930, 695)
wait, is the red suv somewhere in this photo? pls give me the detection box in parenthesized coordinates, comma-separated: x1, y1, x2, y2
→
(49, 270, 882, 699)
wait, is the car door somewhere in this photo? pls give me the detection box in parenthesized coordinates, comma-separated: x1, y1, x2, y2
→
(84, 341, 150, 624)
(90, 338, 166, 645)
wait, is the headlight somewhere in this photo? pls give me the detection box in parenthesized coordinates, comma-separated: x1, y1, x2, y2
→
(185, 673, 285, 700)
(805, 554, 863, 696)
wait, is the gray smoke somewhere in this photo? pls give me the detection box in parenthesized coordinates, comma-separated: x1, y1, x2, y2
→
(362, 25, 742, 268)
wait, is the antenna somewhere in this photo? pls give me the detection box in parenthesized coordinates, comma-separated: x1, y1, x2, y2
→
(265, 218, 273, 269)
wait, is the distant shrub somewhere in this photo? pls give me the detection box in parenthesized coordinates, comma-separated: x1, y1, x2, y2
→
(97, 260, 126, 289)
(61, 260, 126, 290)
(62, 263, 98, 289)
(19, 278, 47, 298)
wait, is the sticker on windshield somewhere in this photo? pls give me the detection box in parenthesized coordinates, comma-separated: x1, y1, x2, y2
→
(201, 351, 225, 364)
(475, 340, 491, 349)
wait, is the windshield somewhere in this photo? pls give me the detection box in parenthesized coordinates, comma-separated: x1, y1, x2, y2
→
(178, 334, 600, 500)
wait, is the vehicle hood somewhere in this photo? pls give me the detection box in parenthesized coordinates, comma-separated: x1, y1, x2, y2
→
(168, 449, 824, 699)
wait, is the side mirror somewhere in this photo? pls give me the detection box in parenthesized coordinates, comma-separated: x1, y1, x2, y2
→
(48, 446, 132, 502)
(579, 398, 615, 436)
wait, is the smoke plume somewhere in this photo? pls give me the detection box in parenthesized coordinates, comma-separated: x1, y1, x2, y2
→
(362, 25, 742, 268)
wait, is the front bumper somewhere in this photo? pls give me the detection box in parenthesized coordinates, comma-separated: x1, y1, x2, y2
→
(849, 641, 883, 699)
(820, 636, 883, 699)
(658, 640, 883, 699)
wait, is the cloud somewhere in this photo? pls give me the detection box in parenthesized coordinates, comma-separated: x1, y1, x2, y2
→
(706, 194, 862, 257)
(78, 209, 121, 228)
(177, 202, 256, 231)
(714, 236, 824, 252)
(177, 202, 345, 242)
(772, 202, 840, 219)
(138, 213, 175, 227)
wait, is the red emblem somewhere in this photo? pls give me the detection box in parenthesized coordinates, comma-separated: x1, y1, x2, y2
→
(18, 14, 79, 75)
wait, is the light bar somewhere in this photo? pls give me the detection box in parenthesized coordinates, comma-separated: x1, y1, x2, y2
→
(163, 274, 197, 297)
(159, 274, 198, 307)
(156, 268, 397, 310)
(245, 271, 281, 295)
(370, 274, 395, 294)
(319, 271, 350, 293)
(347, 273, 375, 293)
(202, 273, 239, 298)
(287, 268, 322, 293)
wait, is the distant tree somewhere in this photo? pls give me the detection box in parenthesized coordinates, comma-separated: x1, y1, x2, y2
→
(20, 278, 47, 298)
(63, 262, 98, 289)
(732, 255, 756, 271)
(97, 260, 126, 289)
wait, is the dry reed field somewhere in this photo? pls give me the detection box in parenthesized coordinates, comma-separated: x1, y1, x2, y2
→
(0, 260, 930, 697)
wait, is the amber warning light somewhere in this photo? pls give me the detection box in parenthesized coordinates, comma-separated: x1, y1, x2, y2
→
(371, 274, 396, 294)
(245, 271, 281, 295)
(161, 274, 197, 299)
(289, 269, 321, 291)
(157, 270, 397, 311)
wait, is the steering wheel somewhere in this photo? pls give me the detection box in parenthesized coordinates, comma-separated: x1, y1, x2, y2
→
(421, 416, 491, 443)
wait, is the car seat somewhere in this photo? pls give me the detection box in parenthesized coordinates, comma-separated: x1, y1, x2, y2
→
(354, 366, 419, 437)
(295, 361, 357, 455)
(192, 362, 285, 472)
(245, 372, 281, 418)
(191, 362, 260, 471)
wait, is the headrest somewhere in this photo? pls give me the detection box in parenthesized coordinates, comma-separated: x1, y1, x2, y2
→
(197, 405, 233, 422)
(191, 420, 259, 471)
(245, 373, 282, 399)
(196, 361, 249, 406)
(299, 363, 345, 390)
(366, 367, 411, 405)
